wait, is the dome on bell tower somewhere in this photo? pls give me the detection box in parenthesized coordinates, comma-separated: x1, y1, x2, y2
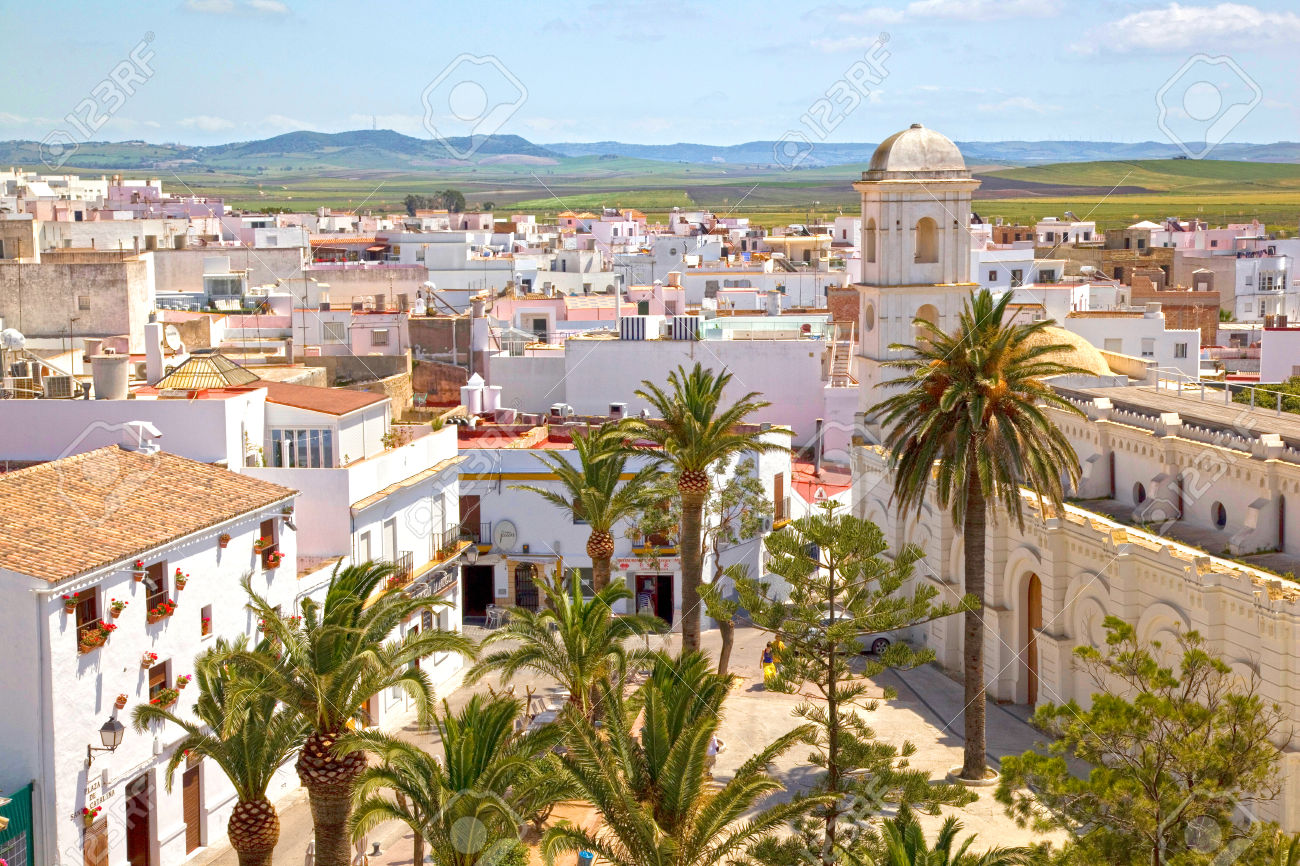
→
(864, 123, 968, 179)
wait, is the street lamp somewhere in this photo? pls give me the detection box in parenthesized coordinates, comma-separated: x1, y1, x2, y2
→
(86, 716, 125, 767)
(464, 544, 479, 565)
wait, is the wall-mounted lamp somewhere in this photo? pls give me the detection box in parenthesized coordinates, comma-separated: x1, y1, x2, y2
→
(86, 716, 125, 767)
(464, 545, 479, 565)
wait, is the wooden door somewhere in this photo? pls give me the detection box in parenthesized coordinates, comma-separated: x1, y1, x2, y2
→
(83, 817, 109, 866)
(182, 766, 201, 853)
(1026, 574, 1042, 707)
(125, 773, 152, 866)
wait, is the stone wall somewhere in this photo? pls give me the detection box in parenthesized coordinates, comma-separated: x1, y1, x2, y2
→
(412, 359, 469, 403)
(826, 285, 860, 327)
(344, 372, 412, 416)
(0, 255, 150, 352)
(410, 316, 472, 366)
(303, 351, 410, 385)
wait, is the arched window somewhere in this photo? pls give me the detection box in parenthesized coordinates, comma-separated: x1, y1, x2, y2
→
(915, 217, 938, 264)
(865, 218, 877, 263)
(914, 303, 939, 342)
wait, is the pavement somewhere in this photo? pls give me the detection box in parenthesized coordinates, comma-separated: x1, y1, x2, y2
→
(192, 624, 1065, 865)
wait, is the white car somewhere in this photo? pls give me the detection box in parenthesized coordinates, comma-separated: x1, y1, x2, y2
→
(815, 608, 907, 655)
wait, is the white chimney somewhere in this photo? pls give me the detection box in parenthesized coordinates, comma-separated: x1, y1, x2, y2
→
(144, 321, 164, 384)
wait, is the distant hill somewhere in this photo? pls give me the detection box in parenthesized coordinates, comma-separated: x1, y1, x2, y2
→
(546, 139, 1300, 167)
(0, 129, 562, 172)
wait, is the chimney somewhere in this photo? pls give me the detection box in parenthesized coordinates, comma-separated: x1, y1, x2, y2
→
(144, 320, 164, 384)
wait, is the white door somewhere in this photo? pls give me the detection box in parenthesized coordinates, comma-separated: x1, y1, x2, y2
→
(383, 518, 398, 562)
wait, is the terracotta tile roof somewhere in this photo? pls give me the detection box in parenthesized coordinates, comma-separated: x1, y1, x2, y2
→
(262, 382, 388, 416)
(0, 447, 296, 583)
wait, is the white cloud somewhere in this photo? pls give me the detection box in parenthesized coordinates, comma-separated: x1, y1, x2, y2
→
(245, 0, 289, 14)
(262, 114, 312, 132)
(179, 115, 236, 132)
(185, 0, 289, 15)
(977, 96, 1059, 114)
(904, 0, 1056, 21)
(1074, 3, 1300, 54)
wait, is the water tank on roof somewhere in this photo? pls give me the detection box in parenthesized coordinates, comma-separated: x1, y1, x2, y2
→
(91, 354, 130, 400)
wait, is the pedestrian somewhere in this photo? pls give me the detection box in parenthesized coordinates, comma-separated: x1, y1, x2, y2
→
(706, 733, 724, 777)
(761, 642, 776, 687)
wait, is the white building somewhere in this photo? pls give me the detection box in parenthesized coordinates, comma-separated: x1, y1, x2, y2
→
(0, 446, 299, 866)
(455, 418, 793, 627)
(1063, 305, 1201, 380)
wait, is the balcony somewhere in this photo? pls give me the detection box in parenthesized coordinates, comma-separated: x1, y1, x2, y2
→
(384, 551, 416, 591)
(461, 521, 492, 545)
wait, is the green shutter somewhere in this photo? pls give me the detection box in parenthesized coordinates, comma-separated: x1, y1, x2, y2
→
(0, 782, 34, 866)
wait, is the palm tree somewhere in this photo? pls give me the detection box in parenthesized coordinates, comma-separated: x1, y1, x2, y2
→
(873, 288, 1085, 781)
(468, 575, 661, 718)
(131, 636, 307, 866)
(542, 652, 824, 866)
(226, 561, 476, 866)
(877, 806, 1033, 866)
(630, 362, 783, 653)
(345, 694, 567, 866)
(513, 424, 659, 592)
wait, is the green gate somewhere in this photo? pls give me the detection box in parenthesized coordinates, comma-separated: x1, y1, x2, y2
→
(0, 783, 33, 866)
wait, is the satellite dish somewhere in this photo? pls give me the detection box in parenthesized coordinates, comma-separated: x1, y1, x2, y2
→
(0, 328, 25, 350)
(163, 325, 183, 351)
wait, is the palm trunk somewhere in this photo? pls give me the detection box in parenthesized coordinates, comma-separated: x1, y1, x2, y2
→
(679, 491, 707, 653)
(960, 469, 988, 781)
(228, 798, 279, 866)
(592, 555, 612, 593)
(413, 831, 425, 866)
(297, 731, 366, 866)
(717, 619, 735, 677)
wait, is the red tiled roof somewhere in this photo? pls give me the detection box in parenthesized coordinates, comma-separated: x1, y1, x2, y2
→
(262, 382, 388, 416)
(0, 447, 296, 583)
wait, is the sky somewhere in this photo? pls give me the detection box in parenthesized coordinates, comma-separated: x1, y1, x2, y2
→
(2, 0, 1298, 147)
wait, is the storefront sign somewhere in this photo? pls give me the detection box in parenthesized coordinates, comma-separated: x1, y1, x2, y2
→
(493, 520, 518, 553)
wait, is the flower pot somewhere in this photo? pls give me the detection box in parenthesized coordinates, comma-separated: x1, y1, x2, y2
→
(253, 540, 268, 553)
(132, 570, 145, 582)
(218, 533, 231, 549)
(110, 607, 124, 618)
(114, 694, 128, 710)
(63, 602, 77, 614)
(175, 578, 187, 590)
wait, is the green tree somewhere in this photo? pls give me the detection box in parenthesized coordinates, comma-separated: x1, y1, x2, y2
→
(345, 694, 566, 866)
(875, 805, 1035, 866)
(226, 562, 475, 866)
(467, 574, 662, 718)
(874, 287, 1086, 780)
(998, 617, 1288, 866)
(628, 363, 784, 653)
(439, 189, 467, 212)
(737, 503, 975, 866)
(513, 424, 658, 592)
(541, 652, 826, 866)
(635, 456, 772, 675)
(131, 636, 308, 866)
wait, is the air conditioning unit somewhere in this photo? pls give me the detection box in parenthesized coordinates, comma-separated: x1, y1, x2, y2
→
(43, 375, 75, 398)
(609, 402, 627, 419)
(550, 403, 575, 419)
(761, 516, 774, 533)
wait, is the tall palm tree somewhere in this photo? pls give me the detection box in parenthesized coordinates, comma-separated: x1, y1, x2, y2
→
(131, 636, 307, 866)
(873, 288, 1085, 780)
(513, 423, 659, 592)
(629, 362, 783, 653)
(542, 653, 824, 866)
(877, 806, 1034, 866)
(468, 575, 661, 718)
(345, 694, 568, 866)
(226, 561, 476, 866)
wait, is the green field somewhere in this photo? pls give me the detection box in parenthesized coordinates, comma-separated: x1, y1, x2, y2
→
(96, 156, 1300, 235)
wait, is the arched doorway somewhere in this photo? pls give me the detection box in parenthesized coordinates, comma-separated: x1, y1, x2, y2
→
(514, 563, 540, 612)
(914, 303, 939, 343)
(1025, 573, 1042, 706)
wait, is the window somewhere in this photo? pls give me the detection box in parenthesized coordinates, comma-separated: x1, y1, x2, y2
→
(864, 218, 877, 263)
(145, 561, 169, 610)
(371, 328, 390, 347)
(566, 568, 595, 599)
(914, 217, 938, 263)
(1104, 338, 1124, 353)
(78, 295, 91, 310)
(1039, 270, 1057, 283)
(200, 604, 212, 638)
(270, 428, 333, 468)
(988, 270, 997, 282)
(322, 322, 346, 344)
(259, 519, 279, 569)
(75, 589, 101, 647)
(358, 531, 372, 562)
(1174, 343, 1188, 359)
(148, 659, 171, 700)
(1212, 501, 1227, 529)
(1210, 239, 1218, 248)
(1134, 482, 1147, 505)
(1141, 338, 1155, 357)
(1045, 232, 1055, 243)
(1010, 269, 1024, 288)
(1137, 239, 1146, 250)
(1083, 231, 1092, 241)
